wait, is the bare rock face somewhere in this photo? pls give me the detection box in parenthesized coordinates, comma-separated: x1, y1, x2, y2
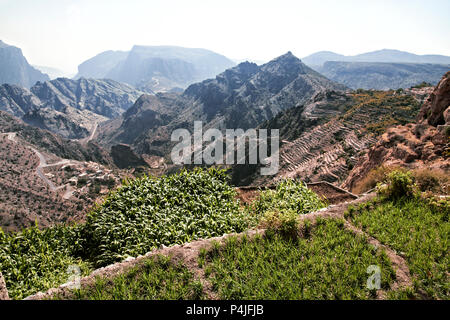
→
(0, 272, 10, 300)
(418, 71, 450, 126)
(344, 71, 450, 192)
(343, 123, 449, 192)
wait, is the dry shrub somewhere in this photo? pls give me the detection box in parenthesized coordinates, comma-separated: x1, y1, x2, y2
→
(412, 168, 449, 194)
(353, 165, 404, 194)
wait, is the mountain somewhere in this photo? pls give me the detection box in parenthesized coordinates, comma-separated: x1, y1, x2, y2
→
(31, 77, 144, 118)
(302, 51, 346, 68)
(343, 71, 450, 192)
(33, 65, 75, 80)
(74, 50, 129, 79)
(316, 61, 450, 90)
(96, 52, 347, 157)
(303, 49, 450, 67)
(0, 84, 42, 117)
(0, 40, 50, 88)
(237, 86, 429, 187)
(75, 46, 236, 92)
(0, 78, 144, 139)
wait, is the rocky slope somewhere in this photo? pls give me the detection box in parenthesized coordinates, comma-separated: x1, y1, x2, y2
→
(234, 88, 426, 186)
(76, 46, 236, 92)
(0, 110, 112, 164)
(316, 61, 450, 90)
(96, 52, 347, 157)
(343, 72, 450, 192)
(0, 110, 124, 232)
(31, 77, 143, 118)
(0, 40, 49, 88)
(0, 78, 144, 139)
(0, 84, 42, 117)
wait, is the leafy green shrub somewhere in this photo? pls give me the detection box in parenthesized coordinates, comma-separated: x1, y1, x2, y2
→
(259, 210, 300, 239)
(376, 170, 416, 199)
(0, 224, 91, 300)
(80, 168, 250, 267)
(251, 179, 326, 218)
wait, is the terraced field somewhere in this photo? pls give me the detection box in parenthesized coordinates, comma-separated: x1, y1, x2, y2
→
(253, 90, 423, 187)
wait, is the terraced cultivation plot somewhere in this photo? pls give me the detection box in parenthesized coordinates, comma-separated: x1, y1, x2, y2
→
(346, 197, 449, 299)
(199, 219, 396, 300)
(0, 168, 256, 299)
(63, 255, 203, 300)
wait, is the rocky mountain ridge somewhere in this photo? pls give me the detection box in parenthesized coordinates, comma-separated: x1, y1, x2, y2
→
(96, 52, 347, 157)
(0, 78, 145, 139)
(0, 40, 49, 88)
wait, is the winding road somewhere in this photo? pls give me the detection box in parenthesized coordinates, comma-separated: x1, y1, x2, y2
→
(5, 132, 74, 198)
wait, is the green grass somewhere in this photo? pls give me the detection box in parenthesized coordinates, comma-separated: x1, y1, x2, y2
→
(0, 225, 92, 300)
(199, 218, 396, 300)
(64, 255, 203, 300)
(346, 197, 449, 299)
(249, 179, 327, 217)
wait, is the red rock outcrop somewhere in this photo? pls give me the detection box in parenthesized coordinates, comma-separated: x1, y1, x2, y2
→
(343, 72, 450, 192)
(417, 71, 450, 126)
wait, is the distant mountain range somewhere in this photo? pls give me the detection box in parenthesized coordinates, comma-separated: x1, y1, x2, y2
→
(302, 49, 450, 90)
(316, 61, 450, 90)
(0, 40, 49, 88)
(32, 65, 75, 80)
(303, 49, 450, 67)
(75, 46, 236, 92)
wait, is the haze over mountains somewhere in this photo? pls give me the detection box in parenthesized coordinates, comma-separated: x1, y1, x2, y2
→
(96, 52, 346, 156)
(317, 62, 450, 90)
(0, 40, 49, 88)
(75, 45, 236, 92)
(302, 49, 450, 90)
(302, 49, 450, 67)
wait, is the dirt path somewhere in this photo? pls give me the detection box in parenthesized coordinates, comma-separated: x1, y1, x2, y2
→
(343, 221, 413, 296)
(5, 132, 74, 198)
(86, 121, 98, 143)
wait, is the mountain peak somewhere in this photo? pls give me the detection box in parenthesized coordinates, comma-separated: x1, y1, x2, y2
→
(0, 40, 10, 48)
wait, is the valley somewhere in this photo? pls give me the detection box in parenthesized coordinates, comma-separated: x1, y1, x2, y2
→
(0, 34, 448, 302)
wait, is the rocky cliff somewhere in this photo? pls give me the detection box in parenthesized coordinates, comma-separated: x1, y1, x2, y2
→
(0, 40, 49, 88)
(343, 72, 450, 192)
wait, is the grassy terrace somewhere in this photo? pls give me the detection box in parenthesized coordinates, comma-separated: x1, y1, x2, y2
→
(346, 197, 449, 299)
(64, 255, 203, 300)
(199, 218, 395, 300)
(1, 168, 448, 300)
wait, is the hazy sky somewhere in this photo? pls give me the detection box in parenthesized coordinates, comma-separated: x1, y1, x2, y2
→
(1, 0, 449, 73)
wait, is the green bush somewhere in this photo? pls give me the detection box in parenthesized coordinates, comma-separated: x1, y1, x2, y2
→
(376, 170, 416, 199)
(0, 224, 91, 300)
(251, 179, 327, 217)
(260, 210, 301, 239)
(79, 168, 250, 267)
